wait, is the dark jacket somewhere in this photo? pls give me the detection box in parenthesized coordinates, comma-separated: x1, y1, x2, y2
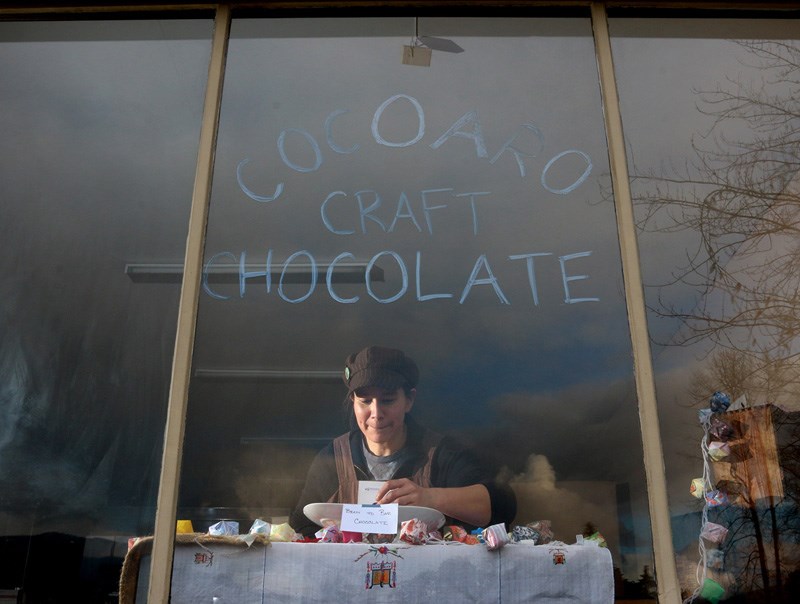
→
(289, 417, 517, 537)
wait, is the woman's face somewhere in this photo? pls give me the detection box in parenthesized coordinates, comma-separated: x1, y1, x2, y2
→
(352, 386, 415, 454)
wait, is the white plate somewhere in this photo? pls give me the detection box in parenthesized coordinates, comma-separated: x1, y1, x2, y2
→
(303, 502, 445, 530)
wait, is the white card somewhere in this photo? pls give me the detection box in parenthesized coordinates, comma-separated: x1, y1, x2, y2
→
(358, 480, 385, 504)
(340, 503, 398, 534)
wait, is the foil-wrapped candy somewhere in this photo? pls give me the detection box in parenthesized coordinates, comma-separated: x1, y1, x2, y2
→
(706, 549, 724, 569)
(399, 518, 429, 545)
(708, 441, 731, 461)
(709, 391, 731, 413)
(701, 522, 729, 544)
(443, 525, 469, 543)
(483, 523, 511, 551)
(269, 522, 297, 542)
(699, 578, 725, 604)
(527, 520, 553, 544)
(690, 478, 706, 499)
(511, 525, 540, 544)
(704, 489, 728, 507)
(248, 519, 271, 535)
(585, 531, 607, 548)
(315, 525, 342, 543)
(208, 520, 239, 536)
(709, 416, 735, 441)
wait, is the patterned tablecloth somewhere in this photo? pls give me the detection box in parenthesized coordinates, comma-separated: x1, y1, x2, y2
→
(128, 537, 613, 603)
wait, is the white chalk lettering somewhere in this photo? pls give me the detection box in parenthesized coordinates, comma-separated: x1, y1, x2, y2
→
(325, 109, 360, 154)
(372, 94, 425, 148)
(559, 251, 600, 304)
(490, 123, 545, 177)
(509, 252, 552, 306)
(278, 128, 323, 173)
(459, 254, 510, 305)
(204, 248, 599, 308)
(320, 187, 488, 236)
(236, 93, 593, 203)
(429, 110, 488, 158)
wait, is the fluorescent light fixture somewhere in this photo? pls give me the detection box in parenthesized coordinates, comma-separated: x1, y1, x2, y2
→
(193, 368, 341, 382)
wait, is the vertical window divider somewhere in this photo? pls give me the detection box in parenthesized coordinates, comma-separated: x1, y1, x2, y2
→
(590, 3, 681, 602)
(147, 5, 231, 603)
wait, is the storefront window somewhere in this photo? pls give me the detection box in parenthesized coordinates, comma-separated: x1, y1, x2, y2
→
(0, 18, 211, 601)
(611, 17, 800, 601)
(179, 15, 656, 599)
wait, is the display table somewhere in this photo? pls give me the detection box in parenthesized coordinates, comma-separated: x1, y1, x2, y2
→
(122, 535, 614, 603)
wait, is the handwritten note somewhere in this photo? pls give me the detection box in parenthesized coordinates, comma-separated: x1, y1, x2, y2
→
(340, 503, 398, 535)
(358, 480, 385, 504)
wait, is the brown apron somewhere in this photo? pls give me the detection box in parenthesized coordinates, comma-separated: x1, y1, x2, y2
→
(327, 431, 441, 503)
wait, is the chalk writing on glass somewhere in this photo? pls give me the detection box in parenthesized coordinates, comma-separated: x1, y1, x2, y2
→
(220, 93, 603, 311)
(203, 249, 599, 307)
(321, 188, 489, 236)
(235, 93, 593, 203)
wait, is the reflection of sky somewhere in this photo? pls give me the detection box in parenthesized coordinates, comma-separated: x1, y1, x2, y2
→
(0, 19, 212, 535)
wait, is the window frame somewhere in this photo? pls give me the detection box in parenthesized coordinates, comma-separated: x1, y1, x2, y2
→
(2, 2, 799, 603)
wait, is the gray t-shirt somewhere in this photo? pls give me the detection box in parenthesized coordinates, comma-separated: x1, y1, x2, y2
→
(362, 441, 413, 481)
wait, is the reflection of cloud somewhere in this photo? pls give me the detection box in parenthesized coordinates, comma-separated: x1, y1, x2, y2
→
(509, 453, 619, 552)
(473, 377, 641, 482)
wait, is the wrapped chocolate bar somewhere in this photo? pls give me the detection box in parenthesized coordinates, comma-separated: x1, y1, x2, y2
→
(708, 441, 731, 461)
(709, 391, 731, 413)
(399, 518, 429, 545)
(527, 520, 553, 544)
(511, 525, 540, 544)
(483, 523, 511, 551)
(208, 520, 239, 536)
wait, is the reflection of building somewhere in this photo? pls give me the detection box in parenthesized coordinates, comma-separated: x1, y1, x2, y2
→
(678, 404, 800, 600)
(713, 405, 786, 506)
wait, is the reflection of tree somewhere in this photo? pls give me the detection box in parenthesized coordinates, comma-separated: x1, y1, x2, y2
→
(633, 39, 800, 602)
(634, 40, 800, 405)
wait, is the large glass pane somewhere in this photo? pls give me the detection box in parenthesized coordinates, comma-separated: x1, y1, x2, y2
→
(0, 19, 211, 602)
(611, 17, 800, 602)
(180, 15, 655, 600)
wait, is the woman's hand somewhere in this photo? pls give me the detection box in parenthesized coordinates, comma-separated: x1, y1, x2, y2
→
(374, 478, 432, 507)
(374, 479, 492, 527)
